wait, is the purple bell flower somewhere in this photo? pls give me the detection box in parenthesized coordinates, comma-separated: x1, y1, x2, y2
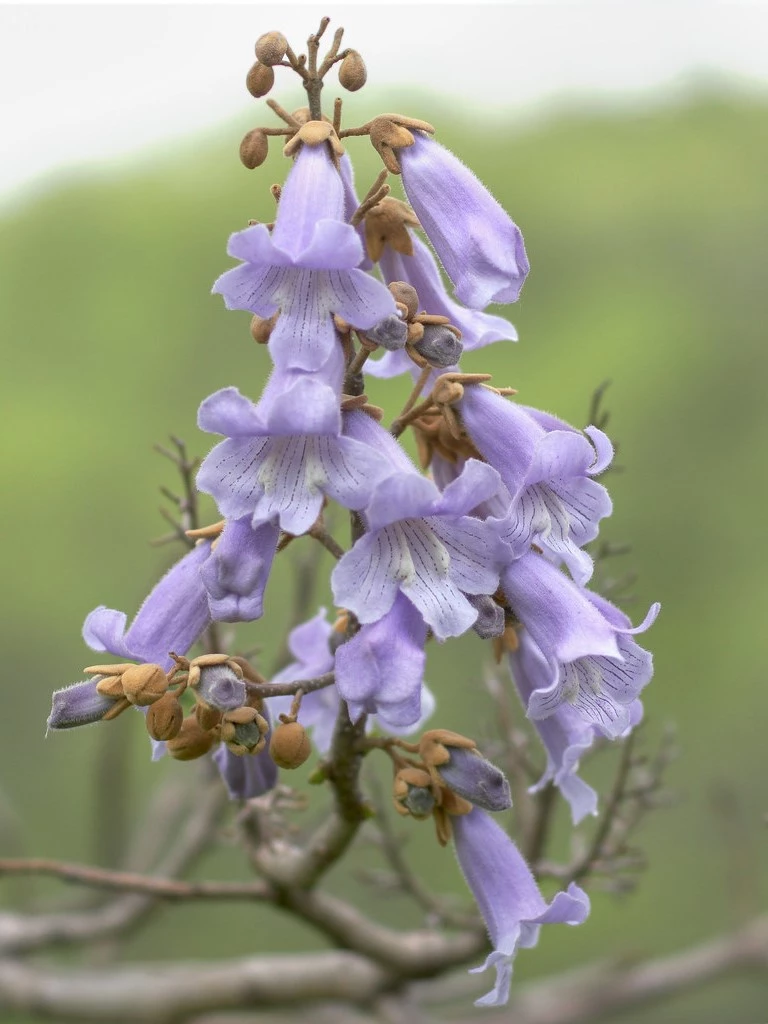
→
(197, 376, 389, 536)
(453, 808, 590, 1006)
(82, 540, 213, 671)
(200, 517, 279, 622)
(460, 384, 613, 586)
(502, 552, 659, 738)
(213, 143, 397, 372)
(399, 133, 530, 310)
(368, 232, 517, 379)
(331, 423, 508, 640)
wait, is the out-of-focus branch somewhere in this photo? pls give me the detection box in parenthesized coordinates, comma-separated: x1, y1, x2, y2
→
(0, 779, 227, 955)
(2, 914, 767, 1023)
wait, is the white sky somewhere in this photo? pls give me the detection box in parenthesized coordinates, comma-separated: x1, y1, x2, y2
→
(1, 3, 767, 202)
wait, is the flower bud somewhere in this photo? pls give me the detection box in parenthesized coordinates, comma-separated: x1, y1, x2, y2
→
(393, 767, 435, 819)
(195, 700, 222, 732)
(246, 62, 275, 99)
(269, 721, 311, 769)
(146, 692, 183, 741)
(365, 313, 408, 351)
(197, 664, 246, 711)
(255, 31, 288, 66)
(240, 129, 269, 170)
(47, 680, 116, 730)
(420, 730, 512, 813)
(120, 664, 168, 706)
(250, 312, 278, 343)
(166, 715, 216, 761)
(338, 50, 367, 92)
(413, 324, 464, 368)
(226, 712, 269, 755)
(389, 281, 419, 320)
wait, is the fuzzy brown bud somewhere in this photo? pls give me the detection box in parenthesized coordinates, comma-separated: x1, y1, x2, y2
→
(146, 693, 183, 741)
(195, 700, 222, 732)
(269, 721, 311, 769)
(120, 664, 168, 706)
(246, 62, 275, 99)
(255, 31, 288, 66)
(239, 128, 269, 170)
(166, 715, 216, 761)
(338, 50, 367, 92)
(250, 312, 278, 343)
(389, 281, 419, 320)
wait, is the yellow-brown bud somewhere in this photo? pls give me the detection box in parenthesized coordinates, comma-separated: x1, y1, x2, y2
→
(239, 128, 269, 170)
(255, 31, 288, 66)
(195, 700, 222, 732)
(250, 312, 278, 343)
(166, 715, 216, 761)
(269, 721, 311, 769)
(146, 693, 183, 741)
(388, 281, 419, 320)
(120, 664, 168, 706)
(338, 50, 367, 92)
(246, 62, 275, 99)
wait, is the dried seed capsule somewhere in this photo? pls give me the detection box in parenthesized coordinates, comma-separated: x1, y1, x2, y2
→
(269, 721, 311, 769)
(239, 129, 269, 170)
(254, 31, 288, 66)
(146, 692, 183, 741)
(338, 50, 367, 92)
(413, 324, 464, 368)
(246, 62, 275, 99)
(120, 664, 168, 706)
(166, 715, 216, 761)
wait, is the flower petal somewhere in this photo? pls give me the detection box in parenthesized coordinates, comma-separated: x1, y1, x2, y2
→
(331, 528, 404, 624)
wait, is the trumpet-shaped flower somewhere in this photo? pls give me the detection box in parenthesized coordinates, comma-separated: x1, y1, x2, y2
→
(502, 552, 659, 737)
(200, 517, 279, 622)
(399, 133, 530, 309)
(453, 808, 589, 1006)
(197, 377, 389, 536)
(213, 142, 397, 372)
(332, 446, 508, 641)
(460, 384, 612, 585)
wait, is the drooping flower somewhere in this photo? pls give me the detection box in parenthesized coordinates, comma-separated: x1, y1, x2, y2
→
(459, 384, 613, 585)
(268, 606, 435, 741)
(368, 232, 517, 379)
(213, 140, 397, 372)
(452, 808, 590, 1006)
(197, 375, 389, 536)
(83, 540, 213, 671)
(398, 133, 530, 309)
(502, 552, 659, 738)
(331, 427, 508, 640)
(200, 517, 279, 622)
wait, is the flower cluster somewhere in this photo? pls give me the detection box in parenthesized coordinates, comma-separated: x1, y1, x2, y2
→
(45, 20, 658, 1009)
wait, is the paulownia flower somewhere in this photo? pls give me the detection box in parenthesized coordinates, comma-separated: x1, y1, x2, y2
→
(460, 383, 613, 586)
(453, 807, 589, 1006)
(502, 552, 659, 738)
(213, 141, 397, 372)
(399, 133, 530, 309)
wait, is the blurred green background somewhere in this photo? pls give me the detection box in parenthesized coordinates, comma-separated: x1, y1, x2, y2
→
(1, 83, 767, 1022)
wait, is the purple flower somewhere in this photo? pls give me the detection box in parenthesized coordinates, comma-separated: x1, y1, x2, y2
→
(368, 232, 517, 379)
(83, 540, 213, 671)
(335, 593, 429, 728)
(47, 680, 115, 731)
(268, 607, 435, 742)
(460, 385, 613, 585)
(200, 517, 279, 622)
(453, 808, 589, 1006)
(331, 443, 507, 641)
(213, 143, 397, 372)
(197, 377, 389, 536)
(339, 153, 373, 271)
(212, 737, 278, 801)
(399, 133, 530, 309)
(502, 552, 659, 738)
(509, 633, 599, 824)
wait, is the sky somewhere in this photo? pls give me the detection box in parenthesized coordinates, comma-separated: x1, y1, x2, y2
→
(1, 3, 767, 202)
